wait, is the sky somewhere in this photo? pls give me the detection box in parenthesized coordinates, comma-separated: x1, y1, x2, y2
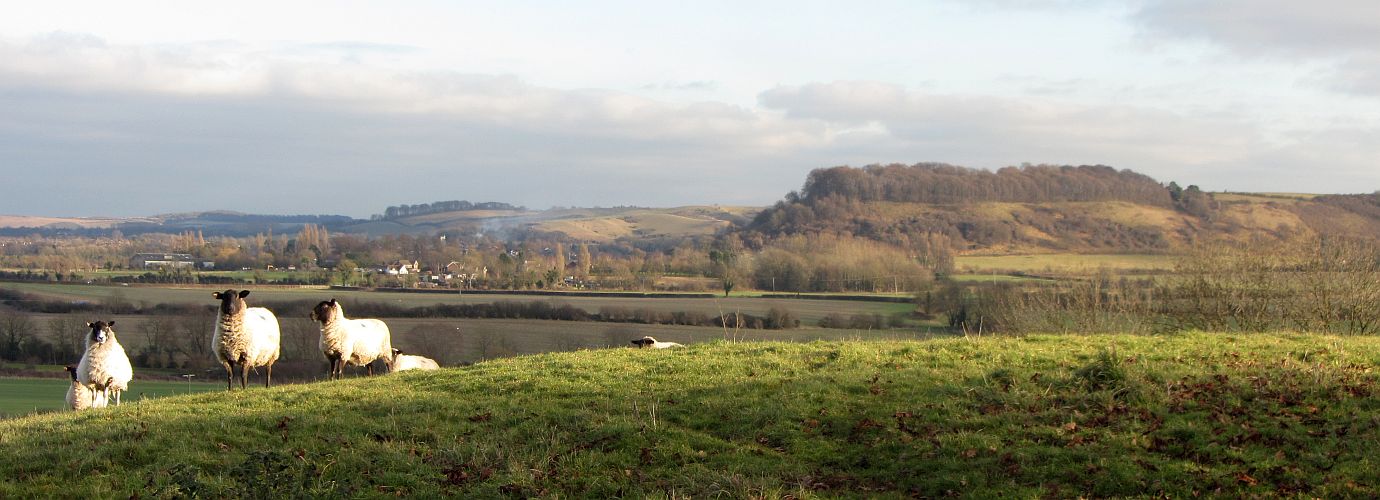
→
(1, 0, 1377, 217)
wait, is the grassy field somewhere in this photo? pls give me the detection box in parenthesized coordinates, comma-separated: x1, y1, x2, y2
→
(0, 282, 914, 325)
(0, 377, 221, 418)
(955, 253, 1178, 274)
(2, 333, 1379, 497)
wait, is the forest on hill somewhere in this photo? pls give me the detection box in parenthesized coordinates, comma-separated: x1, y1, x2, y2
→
(746, 163, 1377, 253)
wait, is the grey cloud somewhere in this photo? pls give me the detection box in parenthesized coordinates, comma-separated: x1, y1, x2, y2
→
(1133, 0, 1380, 95)
(758, 81, 1378, 192)
(1134, 0, 1380, 56)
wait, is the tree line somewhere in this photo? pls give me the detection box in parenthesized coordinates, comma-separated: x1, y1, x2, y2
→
(372, 200, 524, 220)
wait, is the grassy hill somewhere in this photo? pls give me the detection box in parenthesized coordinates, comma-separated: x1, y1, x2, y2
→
(3, 333, 1379, 497)
(335, 205, 759, 242)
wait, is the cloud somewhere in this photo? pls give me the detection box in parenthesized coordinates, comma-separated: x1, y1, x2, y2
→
(758, 81, 1379, 191)
(1, 32, 1376, 218)
(1132, 0, 1380, 96)
(0, 33, 839, 216)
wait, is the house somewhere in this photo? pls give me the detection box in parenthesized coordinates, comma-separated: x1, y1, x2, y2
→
(385, 260, 420, 275)
(129, 253, 213, 270)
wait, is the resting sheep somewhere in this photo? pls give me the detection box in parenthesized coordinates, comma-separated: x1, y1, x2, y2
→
(311, 299, 394, 379)
(76, 321, 132, 406)
(212, 290, 281, 390)
(630, 336, 684, 349)
(64, 365, 106, 411)
(389, 348, 440, 372)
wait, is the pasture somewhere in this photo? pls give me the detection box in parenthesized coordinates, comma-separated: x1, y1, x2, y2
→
(954, 253, 1177, 275)
(2, 333, 1378, 497)
(0, 282, 916, 325)
(0, 376, 220, 418)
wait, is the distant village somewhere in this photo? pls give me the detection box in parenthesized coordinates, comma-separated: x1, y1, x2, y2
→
(127, 249, 597, 289)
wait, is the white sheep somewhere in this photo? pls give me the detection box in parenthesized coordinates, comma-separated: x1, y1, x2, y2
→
(311, 299, 394, 379)
(76, 321, 132, 406)
(211, 290, 281, 390)
(64, 365, 106, 411)
(630, 336, 684, 349)
(389, 348, 440, 373)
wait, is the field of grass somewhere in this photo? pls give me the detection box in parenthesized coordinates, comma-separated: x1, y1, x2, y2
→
(0, 377, 221, 418)
(2, 333, 1378, 497)
(955, 253, 1178, 274)
(1, 282, 912, 325)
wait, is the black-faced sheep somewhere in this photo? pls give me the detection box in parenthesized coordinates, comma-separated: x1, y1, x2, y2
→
(389, 348, 440, 372)
(630, 336, 684, 349)
(76, 321, 132, 406)
(311, 299, 394, 380)
(212, 290, 281, 390)
(64, 365, 106, 411)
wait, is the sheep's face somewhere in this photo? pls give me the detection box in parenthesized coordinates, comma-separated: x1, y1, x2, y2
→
(310, 299, 340, 323)
(213, 289, 251, 317)
(86, 321, 115, 344)
(64, 365, 77, 380)
(631, 336, 656, 348)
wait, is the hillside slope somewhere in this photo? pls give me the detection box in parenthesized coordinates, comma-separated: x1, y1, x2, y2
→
(339, 206, 758, 242)
(3, 334, 1379, 497)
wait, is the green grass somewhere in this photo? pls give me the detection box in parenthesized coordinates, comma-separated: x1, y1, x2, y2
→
(0, 377, 222, 418)
(1, 282, 910, 324)
(2, 333, 1379, 497)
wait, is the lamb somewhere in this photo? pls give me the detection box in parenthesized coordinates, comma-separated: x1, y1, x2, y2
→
(64, 365, 106, 411)
(212, 290, 281, 390)
(630, 336, 684, 349)
(76, 321, 133, 406)
(311, 299, 394, 379)
(389, 348, 440, 373)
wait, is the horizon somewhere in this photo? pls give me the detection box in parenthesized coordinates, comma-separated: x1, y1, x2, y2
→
(2, 1, 1379, 218)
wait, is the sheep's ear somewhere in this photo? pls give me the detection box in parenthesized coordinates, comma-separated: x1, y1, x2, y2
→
(86, 322, 94, 328)
(238, 290, 251, 298)
(392, 348, 401, 355)
(212, 292, 222, 299)
(330, 298, 338, 305)
(107, 321, 115, 327)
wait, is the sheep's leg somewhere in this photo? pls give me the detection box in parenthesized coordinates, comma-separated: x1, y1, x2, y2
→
(265, 364, 272, 388)
(240, 363, 250, 390)
(114, 389, 121, 406)
(367, 362, 374, 376)
(225, 361, 236, 390)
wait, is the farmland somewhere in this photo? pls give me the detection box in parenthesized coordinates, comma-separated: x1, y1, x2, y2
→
(954, 253, 1178, 275)
(0, 375, 220, 418)
(0, 282, 916, 325)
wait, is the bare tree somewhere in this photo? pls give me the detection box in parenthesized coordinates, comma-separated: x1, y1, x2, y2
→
(48, 314, 88, 363)
(0, 310, 35, 361)
(177, 315, 216, 369)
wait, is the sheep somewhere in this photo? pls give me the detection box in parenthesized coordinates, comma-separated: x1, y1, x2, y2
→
(212, 289, 281, 390)
(76, 321, 132, 406)
(64, 365, 106, 411)
(389, 348, 440, 373)
(630, 336, 684, 349)
(311, 299, 394, 380)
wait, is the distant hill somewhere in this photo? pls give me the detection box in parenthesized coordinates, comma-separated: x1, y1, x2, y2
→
(746, 163, 1380, 253)
(0, 211, 359, 237)
(336, 205, 759, 242)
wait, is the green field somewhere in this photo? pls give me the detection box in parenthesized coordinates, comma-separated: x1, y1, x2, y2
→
(955, 253, 1177, 274)
(0, 377, 221, 418)
(1, 282, 914, 325)
(2, 333, 1378, 497)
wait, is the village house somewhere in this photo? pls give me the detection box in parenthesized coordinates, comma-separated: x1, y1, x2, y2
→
(385, 260, 420, 275)
(129, 253, 214, 270)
